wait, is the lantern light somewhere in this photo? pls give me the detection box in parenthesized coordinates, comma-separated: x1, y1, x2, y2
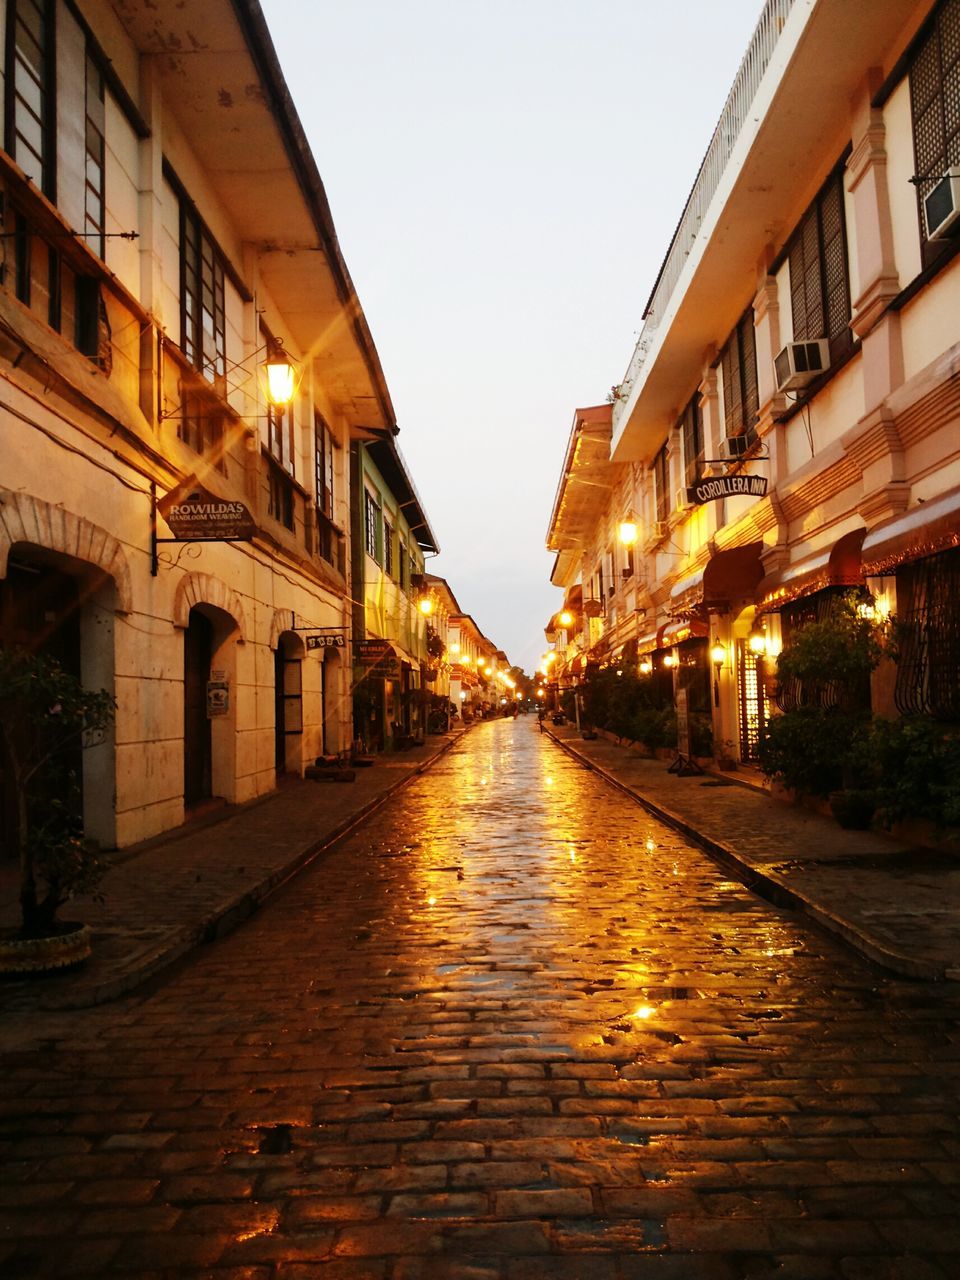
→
(262, 344, 303, 407)
(618, 519, 638, 546)
(559, 610, 573, 628)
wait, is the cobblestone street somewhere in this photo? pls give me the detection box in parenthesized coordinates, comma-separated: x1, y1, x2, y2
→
(3, 719, 960, 1278)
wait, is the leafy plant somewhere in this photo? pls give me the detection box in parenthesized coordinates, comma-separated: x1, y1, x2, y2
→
(868, 716, 960, 832)
(0, 648, 115, 936)
(758, 706, 869, 799)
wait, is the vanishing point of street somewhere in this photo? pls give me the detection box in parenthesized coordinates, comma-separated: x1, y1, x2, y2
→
(3, 719, 960, 1278)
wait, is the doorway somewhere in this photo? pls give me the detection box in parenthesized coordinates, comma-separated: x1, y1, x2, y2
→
(274, 633, 303, 776)
(183, 610, 213, 806)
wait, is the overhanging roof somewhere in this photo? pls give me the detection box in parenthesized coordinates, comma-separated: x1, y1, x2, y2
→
(611, 0, 925, 463)
(116, 0, 396, 434)
(546, 405, 616, 551)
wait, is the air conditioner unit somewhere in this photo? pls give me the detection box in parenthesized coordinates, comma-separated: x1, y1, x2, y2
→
(719, 434, 753, 461)
(675, 487, 693, 513)
(654, 520, 670, 540)
(774, 339, 830, 392)
(924, 167, 960, 240)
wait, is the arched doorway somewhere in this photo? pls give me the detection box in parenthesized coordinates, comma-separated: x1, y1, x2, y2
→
(0, 549, 118, 856)
(183, 604, 239, 811)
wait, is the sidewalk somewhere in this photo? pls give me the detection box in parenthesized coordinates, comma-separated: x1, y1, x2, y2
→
(545, 723, 960, 983)
(0, 728, 468, 1013)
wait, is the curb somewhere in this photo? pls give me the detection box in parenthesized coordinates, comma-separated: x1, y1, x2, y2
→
(546, 729, 947, 983)
(37, 732, 466, 1010)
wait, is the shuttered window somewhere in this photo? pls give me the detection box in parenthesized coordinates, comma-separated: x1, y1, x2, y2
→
(786, 165, 852, 364)
(679, 393, 703, 487)
(181, 203, 226, 380)
(719, 309, 758, 438)
(652, 443, 669, 523)
(910, 0, 960, 264)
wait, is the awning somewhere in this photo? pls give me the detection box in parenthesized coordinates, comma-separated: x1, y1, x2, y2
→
(862, 489, 960, 576)
(757, 528, 866, 612)
(702, 541, 765, 608)
(564, 584, 583, 610)
(659, 618, 709, 646)
(668, 541, 765, 616)
(636, 627, 660, 655)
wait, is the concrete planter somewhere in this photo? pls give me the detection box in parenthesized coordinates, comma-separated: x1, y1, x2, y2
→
(0, 922, 92, 975)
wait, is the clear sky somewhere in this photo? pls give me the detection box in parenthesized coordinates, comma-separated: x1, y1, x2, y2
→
(260, 0, 766, 674)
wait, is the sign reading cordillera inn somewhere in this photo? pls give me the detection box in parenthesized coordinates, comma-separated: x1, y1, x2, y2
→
(686, 473, 769, 506)
(158, 481, 255, 542)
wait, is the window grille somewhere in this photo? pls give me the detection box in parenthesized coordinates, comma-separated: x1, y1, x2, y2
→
(383, 520, 395, 577)
(775, 588, 865, 712)
(910, 0, 960, 265)
(895, 546, 960, 721)
(737, 640, 770, 762)
(786, 164, 852, 365)
(719, 309, 758, 437)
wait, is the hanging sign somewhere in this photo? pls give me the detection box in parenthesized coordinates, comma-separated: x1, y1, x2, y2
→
(206, 677, 230, 717)
(306, 634, 345, 650)
(357, 638, 400, 678)
(687, 474, 768, 506)
(158, 479, 255, 541)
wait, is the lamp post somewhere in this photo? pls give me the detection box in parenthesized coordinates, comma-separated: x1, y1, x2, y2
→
(710, 638, 726, 708)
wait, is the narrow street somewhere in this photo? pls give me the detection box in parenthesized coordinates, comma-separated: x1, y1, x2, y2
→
(3, 719, 960, 1278)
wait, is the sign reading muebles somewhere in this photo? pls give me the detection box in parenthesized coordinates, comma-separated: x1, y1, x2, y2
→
(687, 474, 768, 506)
(158, 481, 255, 541)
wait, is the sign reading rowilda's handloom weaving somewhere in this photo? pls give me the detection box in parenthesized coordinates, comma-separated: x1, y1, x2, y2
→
(158, 479, 256, 542)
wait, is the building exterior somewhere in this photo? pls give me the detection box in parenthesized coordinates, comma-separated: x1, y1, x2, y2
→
(350, 430, 438, 751)
(549, 0, 960, 768)
(0, 0, 411, 853)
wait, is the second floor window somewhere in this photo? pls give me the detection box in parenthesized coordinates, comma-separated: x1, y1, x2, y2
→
(181, 204, 225, 379)
(7, 0, 55, 198)
(679, 393, 703, 487)
(653, 442, 669, 523)
(383, 519, 395, 577)
(177, 394, 225, 472)
(910, 0, 960, 264)
(364, 490, 382, 563)
(787, 164, 852, 365)
(84, 55, 105, 259)
(267, 404, 294, 475)
(719, 309, 758, 438)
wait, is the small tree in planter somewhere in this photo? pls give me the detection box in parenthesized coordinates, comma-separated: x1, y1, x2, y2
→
(758, 593, 892, 826)
(0, 648, 115, 948)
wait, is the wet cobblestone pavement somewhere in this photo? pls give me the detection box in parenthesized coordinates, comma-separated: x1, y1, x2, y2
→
(3, 720, 960, 1278)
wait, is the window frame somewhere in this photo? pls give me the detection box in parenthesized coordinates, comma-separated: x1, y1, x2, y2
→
(364, 489, 382, 564)
(785, 162, 852, 366)
(718, 308, 759, 439)
(652, 442, 669, 524)
(84, 52, 105, 260)
(909, 0, 960, 268)
(179, 200, 226, 382)
(5, 0, 57, 199)
(679, 392, 704, 488)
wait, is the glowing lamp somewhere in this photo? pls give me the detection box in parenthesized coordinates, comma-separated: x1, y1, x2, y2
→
(559, 610, 573, 627)
(262, 346, 302, 406)
(618, 519, 638, 545)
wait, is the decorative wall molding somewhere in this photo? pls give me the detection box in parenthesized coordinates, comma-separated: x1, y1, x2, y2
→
(172, 572, 247, 640)
(0, 489, 133, 613)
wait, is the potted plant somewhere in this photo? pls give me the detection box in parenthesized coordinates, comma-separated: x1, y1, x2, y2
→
(0, 648, 115, 974)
